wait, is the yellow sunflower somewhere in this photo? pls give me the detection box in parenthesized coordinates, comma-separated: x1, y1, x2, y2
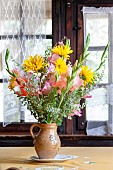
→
(55, 58, 67, 75)
(79, 66, 94, 86)
(52, 45, 73, 60)
(22, 55, 45, 72)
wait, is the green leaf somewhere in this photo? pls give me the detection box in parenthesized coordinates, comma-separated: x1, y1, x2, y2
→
(83, 33, 90, 57)
(94, 41, 110, 72)
(5, 49, 16, 77)
(65, 37, 70, 47)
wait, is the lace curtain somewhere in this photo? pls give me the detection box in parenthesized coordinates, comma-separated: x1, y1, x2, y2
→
(1, 0, 46, 126)
(83, 6, 113, 135)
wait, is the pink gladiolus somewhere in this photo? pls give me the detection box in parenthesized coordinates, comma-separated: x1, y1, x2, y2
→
(35, 87, 42, 96)
(42, 81, 52, 95)
(74, 60, 78, 66)
(69, 110, 82, 117)
(47, 64, 55, 73)
(48, 73, 56, 82)
(58, 41, 64, 46)
(17, 77, 28, 85)
(11, 68, 20, 77)
(37, 90, 42, 95)
(70, 74, 83, 91)
(84, 94, 92, 99)
(52, 77, 67, 90)
(57, 89, 62, 95)
(48, 54, 60, 64)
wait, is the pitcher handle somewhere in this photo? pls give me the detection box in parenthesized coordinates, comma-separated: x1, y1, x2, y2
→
(30, 123, 40, 140)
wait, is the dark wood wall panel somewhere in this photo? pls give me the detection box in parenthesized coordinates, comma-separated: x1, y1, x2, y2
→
(0, 135, 113, 147)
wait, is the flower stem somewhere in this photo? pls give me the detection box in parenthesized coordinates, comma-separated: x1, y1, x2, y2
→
(58, 35, 91, 108)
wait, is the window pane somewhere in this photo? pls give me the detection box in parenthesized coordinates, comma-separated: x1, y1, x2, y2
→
(24, 1, 52, 35)
(86, 87, 108, 121)
(0, 0, 21, 35)
(25, 39, 52, 57)
(3, 83, 21, 123)
(0, 0, 52, 35)
(85, 14, 108, 46)
(0, 21, 20, 35)
(86, 51, 108, 83)
(85, 11, 109, 123)
(0, 0, 52, 123)
(0, 40, 21, 78)
(25, 110, 37, 122)
(0, 82, 21, 123)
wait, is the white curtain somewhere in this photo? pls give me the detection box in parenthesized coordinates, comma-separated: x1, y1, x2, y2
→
(0, 0, 46, 126)
(83, 6, 113, 135)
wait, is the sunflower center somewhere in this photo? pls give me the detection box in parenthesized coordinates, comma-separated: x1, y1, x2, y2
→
(81, 74, 86, 81)
(58, 64, 61, 68)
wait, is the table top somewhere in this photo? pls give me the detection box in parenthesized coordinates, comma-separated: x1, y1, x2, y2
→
(0, 147, 113, 170)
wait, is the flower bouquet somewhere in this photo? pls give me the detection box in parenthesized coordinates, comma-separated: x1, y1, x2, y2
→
(5, 34, 109, 159)
(5, 34, 108, 126)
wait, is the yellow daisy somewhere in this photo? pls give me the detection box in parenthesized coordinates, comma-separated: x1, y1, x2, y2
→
(22, 55, 45, 72)
(79, 66, 94, 86)
(52, 45, 73, 60)
(55, 58, 67, 75)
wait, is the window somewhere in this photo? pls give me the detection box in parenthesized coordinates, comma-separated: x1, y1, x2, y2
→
(84, 7, 109, 121)
(0, 0, 52, 125)
(83, 7, 113, 135)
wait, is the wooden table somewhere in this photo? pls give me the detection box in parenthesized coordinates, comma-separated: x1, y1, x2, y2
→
(0, 147, 113, 170)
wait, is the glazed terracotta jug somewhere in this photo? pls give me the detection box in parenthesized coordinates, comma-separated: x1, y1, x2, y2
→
(30, 123, 61, 159)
